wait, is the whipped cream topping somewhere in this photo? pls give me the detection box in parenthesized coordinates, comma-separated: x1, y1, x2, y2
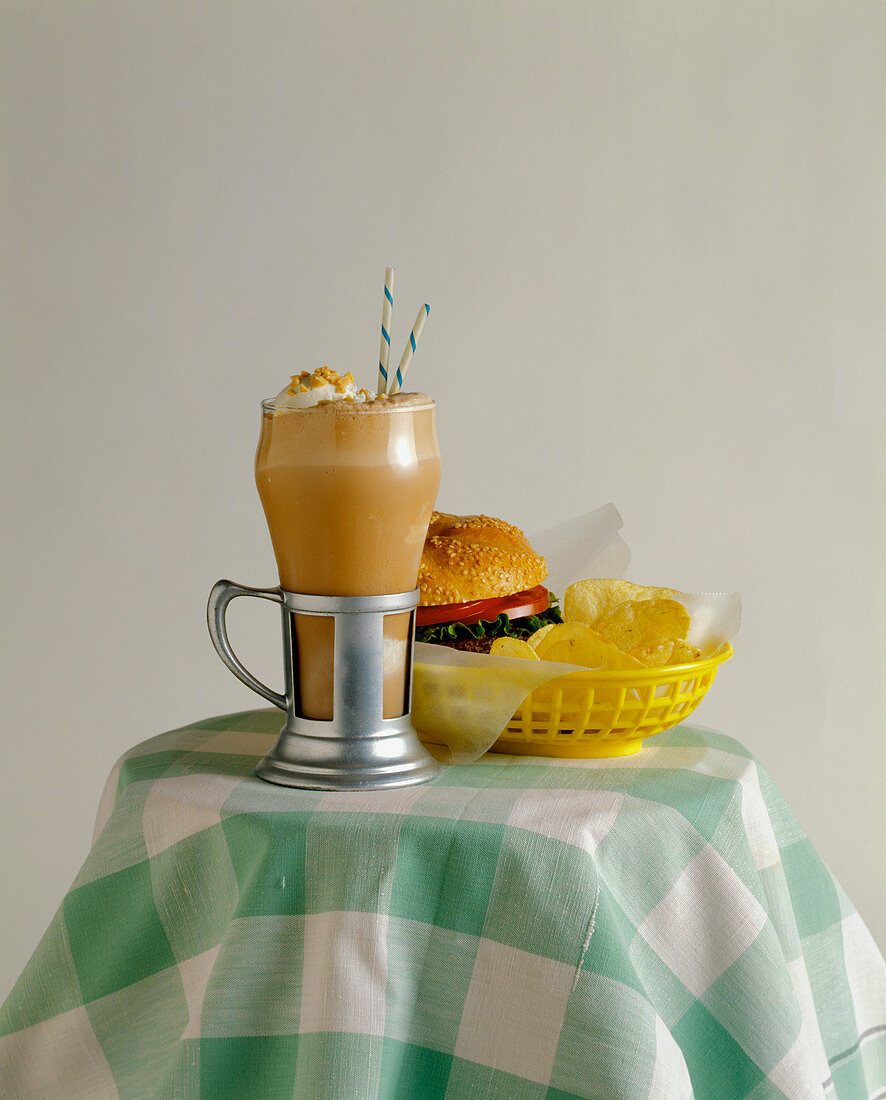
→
(270, 367, 377, 409)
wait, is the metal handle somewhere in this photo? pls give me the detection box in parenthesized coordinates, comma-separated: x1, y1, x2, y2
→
(207, 579, 287, 710)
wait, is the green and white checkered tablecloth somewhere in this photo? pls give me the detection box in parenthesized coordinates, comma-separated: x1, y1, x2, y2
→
(2, 710, 885, 1099)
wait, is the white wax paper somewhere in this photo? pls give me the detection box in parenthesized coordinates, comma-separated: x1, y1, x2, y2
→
(413, 644, 584, 763)
(681, 591, 743, 656)
(530, 502, 631, 599)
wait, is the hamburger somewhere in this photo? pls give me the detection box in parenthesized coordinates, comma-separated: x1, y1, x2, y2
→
(415, 511, 563, 652)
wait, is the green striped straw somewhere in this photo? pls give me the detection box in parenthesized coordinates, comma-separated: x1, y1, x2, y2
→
(377, 268, 394, 394)
(390, 303, 430, 393)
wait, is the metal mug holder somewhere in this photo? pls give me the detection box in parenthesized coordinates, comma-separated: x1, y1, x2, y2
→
(206, 580, 439, 790)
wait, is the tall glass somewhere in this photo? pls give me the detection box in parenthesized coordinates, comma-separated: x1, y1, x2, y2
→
(255, 394, 441, 720)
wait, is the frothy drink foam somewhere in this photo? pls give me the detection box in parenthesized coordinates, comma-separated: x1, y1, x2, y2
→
(255, 370, 441, 719)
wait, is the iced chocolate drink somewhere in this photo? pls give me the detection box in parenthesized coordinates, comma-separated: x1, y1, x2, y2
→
(255, 367, 441, 719)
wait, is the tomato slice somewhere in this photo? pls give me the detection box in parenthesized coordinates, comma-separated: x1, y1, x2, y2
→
(416, 585, 550, 628)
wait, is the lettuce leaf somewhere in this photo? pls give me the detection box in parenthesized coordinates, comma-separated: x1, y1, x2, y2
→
(415, 593, 563, 646)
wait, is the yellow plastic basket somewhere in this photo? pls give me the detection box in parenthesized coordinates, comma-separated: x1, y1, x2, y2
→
(492, 644, 734, 758)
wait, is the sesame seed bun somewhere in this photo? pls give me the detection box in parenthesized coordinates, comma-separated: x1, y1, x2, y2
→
(417, 511, 548, 607)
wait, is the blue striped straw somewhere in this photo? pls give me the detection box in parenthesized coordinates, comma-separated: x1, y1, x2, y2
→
(378, 268, 394, 394)
(391, 303, 430, 393)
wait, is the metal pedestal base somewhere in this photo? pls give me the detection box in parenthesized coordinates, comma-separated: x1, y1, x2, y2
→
(255, 720, 439, 791)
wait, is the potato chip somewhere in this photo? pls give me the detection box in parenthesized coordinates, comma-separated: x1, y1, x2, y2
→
(526, 624, 558, 650)
(489, 637, 540, 660)
(532, 623, 645, 670)
(531, 578, 704, 671)
(632, 640, 701, 667)
(629, 643, 668, 667)
(668, 640, 702, 664)
(563, 579, 680, 629)
(595, 598, 690, 657)
(666, 640, 702, 665)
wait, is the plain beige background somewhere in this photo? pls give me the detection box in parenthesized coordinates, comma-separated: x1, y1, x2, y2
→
(2, 1, 884, 1002)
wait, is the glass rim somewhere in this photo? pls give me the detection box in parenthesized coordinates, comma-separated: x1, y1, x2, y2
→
(261, 394, 436, 413)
